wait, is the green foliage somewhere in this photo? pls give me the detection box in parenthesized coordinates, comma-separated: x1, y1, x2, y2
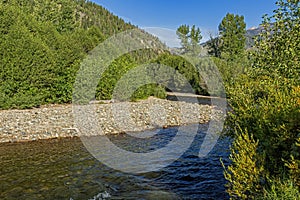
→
(206, 33, 221, 57)
(96, 51, 209, 101)
(222, 1, 300, 198)
(95, 48, 167, 101)
(190, 25, 202, 51)
(218, 13, 246, 60)
(253, 0, 300, 81)
(222, 128, 263, 200)
(0, 4, 56, 108)
(153, 53, 208, 95)
(176, 24, 190, 50)
(207, 13, 248, 89)
(226, 75, 300, 175)
(96, 54, 136, 100)
(0, 0, 134, 109)
(285, 135, 300, 188)
(258, 179, 300, 200)
(176, 24, 202, 54)
(131, 84, 167, 101)
(211, 56, 248, 85)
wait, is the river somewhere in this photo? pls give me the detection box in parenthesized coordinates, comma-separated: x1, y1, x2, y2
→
(0, 125, 230, 200)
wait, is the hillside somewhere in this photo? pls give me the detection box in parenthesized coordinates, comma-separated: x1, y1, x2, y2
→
(2, 0, 135, 35)
(0, 0, 210, 109)
(0, 0, 160, 109)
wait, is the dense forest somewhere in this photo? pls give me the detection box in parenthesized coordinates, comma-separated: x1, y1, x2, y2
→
(0, 0, 133, 108)
(0, 0, 299, 199)
(0, 0, 209, 109)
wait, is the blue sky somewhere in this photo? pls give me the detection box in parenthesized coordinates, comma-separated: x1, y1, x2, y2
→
(92, 0, 278, 46)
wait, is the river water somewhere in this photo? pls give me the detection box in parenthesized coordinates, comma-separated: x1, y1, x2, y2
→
(0, 125, 230, 200)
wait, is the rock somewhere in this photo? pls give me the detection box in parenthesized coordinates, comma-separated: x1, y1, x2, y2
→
(0, 98, 223, 143)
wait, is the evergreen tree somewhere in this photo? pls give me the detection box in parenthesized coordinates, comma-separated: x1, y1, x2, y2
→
(218, 13, 246, 59)
(176, 24, 202, 54)
(190, 25, 202, 51)
(176, 24, 190, 50)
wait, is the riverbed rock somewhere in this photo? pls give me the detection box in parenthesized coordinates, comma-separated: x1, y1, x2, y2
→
(0, 97, 224, 143)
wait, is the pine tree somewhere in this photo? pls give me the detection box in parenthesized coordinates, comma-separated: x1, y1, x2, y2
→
(190, 25, 202, 50)
(176, 24, 202, 54)
(218, 13, 246, 59)
(176, 24, 190, 50)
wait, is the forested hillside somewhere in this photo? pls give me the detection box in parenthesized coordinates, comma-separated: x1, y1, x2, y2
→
(0, 0, 209, 109)
(0, 0, 136, 109)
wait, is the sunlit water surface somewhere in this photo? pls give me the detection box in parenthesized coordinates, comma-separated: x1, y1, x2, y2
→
(0, 125, 230, 200)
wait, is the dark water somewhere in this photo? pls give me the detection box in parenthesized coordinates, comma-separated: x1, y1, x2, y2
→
(0, 125, 230, 200)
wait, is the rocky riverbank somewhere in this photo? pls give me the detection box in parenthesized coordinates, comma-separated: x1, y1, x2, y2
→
(0, 97, 221, 143)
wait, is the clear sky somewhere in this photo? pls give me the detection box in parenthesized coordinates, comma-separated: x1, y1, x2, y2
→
(92, 0, 278, 45)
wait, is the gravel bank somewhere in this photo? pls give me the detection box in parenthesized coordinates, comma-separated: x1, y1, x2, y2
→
(0, 98, 220, 143)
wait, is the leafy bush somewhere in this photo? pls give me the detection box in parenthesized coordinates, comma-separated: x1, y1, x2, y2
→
(226, 74, 300, 173)
(153, 53, 208, 95)
(285, 136, 300, 188)
(131, 84, 167, 101)
(222, 128, 263, 200)
(258, 179, 300, 200)
(222, 1, 300, 198)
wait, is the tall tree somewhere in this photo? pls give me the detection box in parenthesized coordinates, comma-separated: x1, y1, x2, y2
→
(176, 24, 202, 54)
(176, 24, 190, 50)
(190, 25, 202, 51)
(254, 0, 300, 80)
(223, 1, 300, 198)
(218, 13, 246, 59)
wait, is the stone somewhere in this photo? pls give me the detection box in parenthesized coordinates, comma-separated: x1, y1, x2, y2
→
(0, 97, 223, 143)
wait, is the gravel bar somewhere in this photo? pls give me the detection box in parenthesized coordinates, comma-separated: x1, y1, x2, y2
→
(0, 97, 222, 143)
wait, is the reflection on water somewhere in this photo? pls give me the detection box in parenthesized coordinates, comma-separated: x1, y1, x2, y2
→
(0, 125, 230, 200)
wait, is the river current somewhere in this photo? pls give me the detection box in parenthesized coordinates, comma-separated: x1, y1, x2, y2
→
(0, 125, 230, 200)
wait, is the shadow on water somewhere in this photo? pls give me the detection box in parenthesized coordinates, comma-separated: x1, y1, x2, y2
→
(0, 125, 230, 200)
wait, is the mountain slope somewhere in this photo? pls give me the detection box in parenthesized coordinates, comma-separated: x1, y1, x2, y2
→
(0, 0, 137, 109)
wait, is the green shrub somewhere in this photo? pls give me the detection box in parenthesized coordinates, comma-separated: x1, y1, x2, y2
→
(131, 84, 166, 101)
(226, 73, 300, 173)
(258, 179, 300, 200)
(285, 136, 300, 189)
(222, 128, 263, 199)
(154, 53, 208, 95)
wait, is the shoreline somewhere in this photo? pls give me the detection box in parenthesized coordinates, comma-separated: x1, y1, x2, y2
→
(0, 123, 209, 145)
(0, 97, 220, 144)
